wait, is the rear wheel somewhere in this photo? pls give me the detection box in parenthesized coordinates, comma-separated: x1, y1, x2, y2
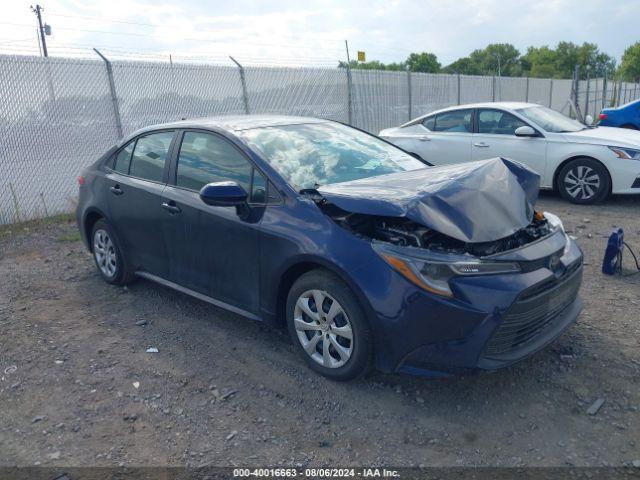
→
(91, 219, 134, 285)
(286, 270, 372, 381)
(557, 158, 610, 204)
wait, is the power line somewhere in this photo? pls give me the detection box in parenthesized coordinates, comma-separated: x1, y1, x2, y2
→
(0, 21, 345, 53)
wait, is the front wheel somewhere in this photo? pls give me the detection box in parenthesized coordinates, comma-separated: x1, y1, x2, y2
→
(557, 158, 610, 204)
(286, 270, 372, 381)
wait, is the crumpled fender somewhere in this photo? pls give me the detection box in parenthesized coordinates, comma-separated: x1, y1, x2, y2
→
(317, 157, 540, 243)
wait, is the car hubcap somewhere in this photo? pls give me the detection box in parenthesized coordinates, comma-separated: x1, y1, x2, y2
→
(293, 289, 353, 369)
(564, 165, 600, 201)
(93, 229, 117, 278)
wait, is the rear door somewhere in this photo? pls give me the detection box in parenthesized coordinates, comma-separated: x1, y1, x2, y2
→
(105, 130, 176, 278)
(161, 130, 265, 313)
(413, 109, 474, 165)
(472, 108, 548, 177)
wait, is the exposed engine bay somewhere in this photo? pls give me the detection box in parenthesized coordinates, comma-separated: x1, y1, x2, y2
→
(319, 201, 553, 257)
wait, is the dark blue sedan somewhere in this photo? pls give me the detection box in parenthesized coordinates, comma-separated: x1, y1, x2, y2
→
(76, 116, 583, 380)
(599, 99, 640, 130)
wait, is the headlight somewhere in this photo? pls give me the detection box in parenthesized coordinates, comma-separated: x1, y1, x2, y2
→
(543, 211, 565, 232)
(374, 245, 520, 298)
(609, 146, 640, 160)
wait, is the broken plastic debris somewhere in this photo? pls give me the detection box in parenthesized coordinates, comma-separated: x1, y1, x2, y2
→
(146, 347, 159, 353)
(132, 381, 140, 389)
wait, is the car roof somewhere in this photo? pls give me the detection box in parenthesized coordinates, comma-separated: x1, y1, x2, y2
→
(128, 115, 330, 140)
(401, 102, 540, 126)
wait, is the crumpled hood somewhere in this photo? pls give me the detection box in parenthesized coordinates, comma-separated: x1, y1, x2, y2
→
(317, 158, 540, 243)
(562, 126, 640, 149)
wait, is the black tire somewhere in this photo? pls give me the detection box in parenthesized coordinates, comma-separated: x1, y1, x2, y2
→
(91, 219, 134, 285)
(557, 158, 610, 204)
(286, 270, 372, 381)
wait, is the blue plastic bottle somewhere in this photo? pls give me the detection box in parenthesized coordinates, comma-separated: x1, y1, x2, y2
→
(602, 228, 624, 275)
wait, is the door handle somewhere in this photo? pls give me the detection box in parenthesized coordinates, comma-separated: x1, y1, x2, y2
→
(418, 135, 430, 141)
(110, 185, 124, 195)
(473, 142, 490, 148)
(161, 202, 181, 214)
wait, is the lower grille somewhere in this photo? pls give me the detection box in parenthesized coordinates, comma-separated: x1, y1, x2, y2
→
(484, 264, 582, 356)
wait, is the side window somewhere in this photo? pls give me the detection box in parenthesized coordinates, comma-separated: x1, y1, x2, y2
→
(433, 110, 472, 133)
(251, 169, 267, 203)
(478, 109, 528, 135)
(176, 131, 252, 192)
(422, 116, 435, 131)
(129, 131, 174, 182)
(114, 141, 134, 174)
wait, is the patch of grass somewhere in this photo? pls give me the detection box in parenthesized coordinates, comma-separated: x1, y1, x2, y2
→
(57, 231, 82, 242)
(0, 212, 76, 240)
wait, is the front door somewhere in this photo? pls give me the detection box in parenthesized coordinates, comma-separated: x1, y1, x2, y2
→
(161, 130, 264, 314)
(472, 108, 548, 180)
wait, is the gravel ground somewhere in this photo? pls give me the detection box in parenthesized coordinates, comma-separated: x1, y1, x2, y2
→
(0, 192, 639, 468)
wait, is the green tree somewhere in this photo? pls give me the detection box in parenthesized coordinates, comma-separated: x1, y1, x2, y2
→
(521, 46, 558, 78)
(619, 42, 640, 81)
(405, 52, 441, 73)
(470, 43, 521, 76)
(443, 44, 520, 76)
(441, 57, 482, 75)
(522, 42, 615, 78)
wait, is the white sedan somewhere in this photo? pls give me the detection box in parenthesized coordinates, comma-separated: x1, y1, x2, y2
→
(379, 102, 640, 204)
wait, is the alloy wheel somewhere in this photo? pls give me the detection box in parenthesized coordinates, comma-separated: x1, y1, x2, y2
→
(93, 229, 117, 278)
(293, 289, 353, 368)
(563, 165, 601, 201)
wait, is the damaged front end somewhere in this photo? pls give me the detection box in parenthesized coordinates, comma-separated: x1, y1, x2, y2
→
(321, 204, 554, 257)
(309, 158, 563, 297)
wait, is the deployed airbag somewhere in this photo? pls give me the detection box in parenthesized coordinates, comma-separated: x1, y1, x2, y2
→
(317, 158, 540, 243)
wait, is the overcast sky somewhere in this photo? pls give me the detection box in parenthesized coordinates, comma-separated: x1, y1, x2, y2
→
(1, 0, 638, 65)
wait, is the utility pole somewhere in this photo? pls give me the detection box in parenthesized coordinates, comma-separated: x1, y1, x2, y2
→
(31, 4, 48, 57)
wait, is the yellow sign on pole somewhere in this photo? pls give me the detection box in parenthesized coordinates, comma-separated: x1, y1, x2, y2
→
(357, 51, 366, 62)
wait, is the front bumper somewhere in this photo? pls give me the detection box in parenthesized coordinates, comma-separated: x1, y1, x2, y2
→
(360, 231, 584, 376)
(608, 159, 640, 194)
(398, 265, 583, 376)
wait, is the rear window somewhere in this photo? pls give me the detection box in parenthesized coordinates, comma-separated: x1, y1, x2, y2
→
(114, 141, 134, 174)
(129, 131, 174, 182)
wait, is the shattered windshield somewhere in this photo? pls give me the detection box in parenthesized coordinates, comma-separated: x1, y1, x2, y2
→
(239, 122, 426, 190)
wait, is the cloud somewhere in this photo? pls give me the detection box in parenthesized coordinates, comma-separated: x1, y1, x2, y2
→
(0, 0, 636, 65)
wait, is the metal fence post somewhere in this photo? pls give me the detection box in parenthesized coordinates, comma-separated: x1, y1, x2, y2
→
(229, 56, 250, 114)
(602, 73, 608, 108)
(548, 79, 554, 108)
(525, 77, 530, 102)
(93, 48, 123, 138)
(492, 76, 496, 102)
(617, 79, 623, 106)
(572, 65, 580, 113)
(407, 69, 412, 122)
(457, 73, 461, 105)
(584, 71, 591, 118)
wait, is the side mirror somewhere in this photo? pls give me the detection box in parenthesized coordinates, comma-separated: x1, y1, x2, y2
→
(515, 125, 537, 137)
(199, 181, 247, 206)
(585, 115, 594, 126)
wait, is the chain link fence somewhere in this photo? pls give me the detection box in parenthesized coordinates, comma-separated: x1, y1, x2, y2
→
(1, 53, 639, 225)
